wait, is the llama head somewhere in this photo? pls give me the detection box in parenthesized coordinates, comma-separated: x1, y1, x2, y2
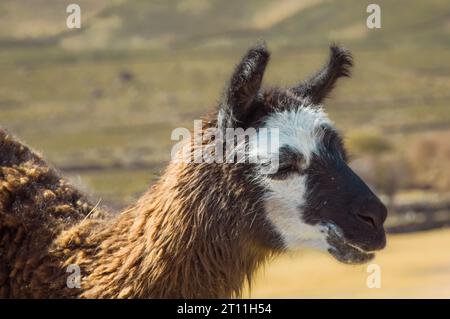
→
(216, 43, 387, 264)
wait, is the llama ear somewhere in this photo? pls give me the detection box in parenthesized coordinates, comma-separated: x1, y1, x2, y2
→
(293, 44, 353, 105)
(218, 42, 270, 130)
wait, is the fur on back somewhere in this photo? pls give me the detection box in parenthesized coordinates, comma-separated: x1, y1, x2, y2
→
(0, 127, 276, 298)
(0, 128, 101, 297)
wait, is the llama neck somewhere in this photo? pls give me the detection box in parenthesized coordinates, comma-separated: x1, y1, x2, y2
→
(73, 162, 271, 298)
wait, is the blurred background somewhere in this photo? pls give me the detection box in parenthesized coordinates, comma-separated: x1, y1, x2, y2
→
(0, 0, 449, 297)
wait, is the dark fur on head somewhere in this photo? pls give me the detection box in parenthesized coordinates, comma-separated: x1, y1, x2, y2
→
(219, 42, 270, 132)
(293, 44, 353, 104)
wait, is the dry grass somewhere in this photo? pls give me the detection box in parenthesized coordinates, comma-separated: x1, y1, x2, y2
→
(247, 228, 450, 298)
(406, 132, 450, 191)
(251, 0, 328, 30)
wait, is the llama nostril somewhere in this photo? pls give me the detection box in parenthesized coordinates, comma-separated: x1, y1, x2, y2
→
(356, 199, 387, 229)
(357, 213, 377, 229)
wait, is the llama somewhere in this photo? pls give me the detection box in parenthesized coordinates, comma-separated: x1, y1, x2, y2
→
(0, 43, 387, 298)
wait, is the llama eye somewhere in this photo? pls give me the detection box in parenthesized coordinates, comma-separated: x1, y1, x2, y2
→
(270, 163, 299, 180)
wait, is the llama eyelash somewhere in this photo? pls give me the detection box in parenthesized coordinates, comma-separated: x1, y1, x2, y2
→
(268, 164, 298, 180)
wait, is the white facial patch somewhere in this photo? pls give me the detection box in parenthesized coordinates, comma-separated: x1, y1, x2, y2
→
(254, 106, 334, 250)
(264, 175, 329, 250)
(261, 106, 332, 166)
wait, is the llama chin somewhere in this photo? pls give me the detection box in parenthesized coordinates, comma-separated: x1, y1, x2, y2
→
(324, 222, 376, 264)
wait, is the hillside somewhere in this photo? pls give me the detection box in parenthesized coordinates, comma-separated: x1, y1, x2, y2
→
(0, 0, 449, 50)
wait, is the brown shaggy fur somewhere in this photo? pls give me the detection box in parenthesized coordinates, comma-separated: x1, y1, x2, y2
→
(0, 123, 275, 298)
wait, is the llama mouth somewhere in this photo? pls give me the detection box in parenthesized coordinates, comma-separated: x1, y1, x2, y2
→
(324, 223, 375, 265)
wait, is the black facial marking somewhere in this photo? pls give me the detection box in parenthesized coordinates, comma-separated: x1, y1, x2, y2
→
(317, 125, 348, 162)
(302, 150, 387, 253)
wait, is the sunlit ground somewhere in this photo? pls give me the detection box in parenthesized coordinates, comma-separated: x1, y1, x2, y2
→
(247, 229, 450, 298)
